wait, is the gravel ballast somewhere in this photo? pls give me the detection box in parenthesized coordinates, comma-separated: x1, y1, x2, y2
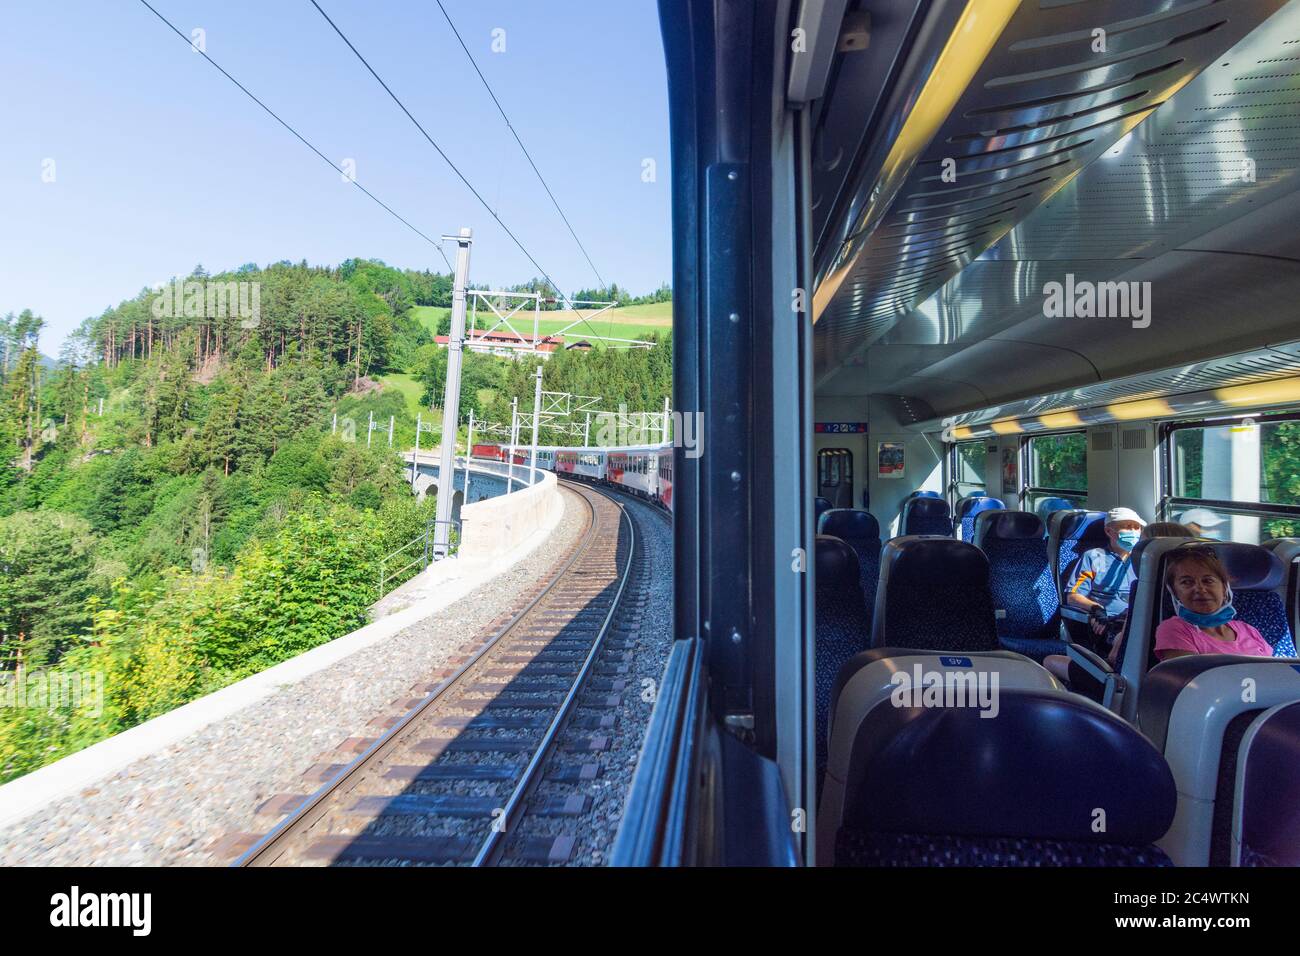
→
(0, 486, 590, 867)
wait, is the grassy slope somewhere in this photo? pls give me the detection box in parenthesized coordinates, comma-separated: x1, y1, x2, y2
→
(410, 301, 671, 349)
(380, 372, 427, 416)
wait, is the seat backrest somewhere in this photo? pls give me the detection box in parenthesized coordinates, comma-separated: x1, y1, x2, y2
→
(814, 535, 870, 789)
(1036, 496, 1077, 527)
(1137, 655, 1300, 866)
(1235, 700, 1300, 867)
(956, 496, 1005, 542)
(1263, 537, 1300, 644)
(1121, 540, 1293, 723)
(814, 497, 833, 524)
(818, 509, 881, 612)
(900, 495, 953, 537)
(973, 510, 1058, 643)
(822, 674, 1176, 866)
(872, 537, 999, 652)
(1051, 511, 1108, 602)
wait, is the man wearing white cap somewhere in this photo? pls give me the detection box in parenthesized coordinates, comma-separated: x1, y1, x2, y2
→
(1067, 507, 1147, 638)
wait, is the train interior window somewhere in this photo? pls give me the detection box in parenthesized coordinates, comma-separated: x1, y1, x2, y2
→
(1026, 433, 1088, 513)
(1165, 414, 1300, 543)
(950, 440, 986, 501)
(817, 448, 853, 510)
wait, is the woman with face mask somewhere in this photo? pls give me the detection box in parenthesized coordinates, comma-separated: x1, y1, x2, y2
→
(1154, 547, 1273, 661)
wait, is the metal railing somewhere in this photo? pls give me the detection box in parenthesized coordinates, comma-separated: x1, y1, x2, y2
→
(377, 518, 462, 600)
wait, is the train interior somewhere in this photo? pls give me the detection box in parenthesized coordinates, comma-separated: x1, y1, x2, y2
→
(619, 0, 1300, 867)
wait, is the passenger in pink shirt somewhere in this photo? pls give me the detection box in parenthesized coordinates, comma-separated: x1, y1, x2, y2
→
(1154, 547, 1273, 661)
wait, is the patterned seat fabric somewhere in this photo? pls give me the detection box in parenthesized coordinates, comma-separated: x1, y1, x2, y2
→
(884, 584, 1000, 652)
(874, 538, 1000, 652)
(833, 690, 1178, 867)
(957, 496, 1005, 542)
(835, 829, 1174, 867)
(818, 509, 882, 618)
(901, 496, 954, 537)
(814, 536, 870, 791)
(1233, 590, 1296, 657)
(1054, 512, 1108, 600)
(984, 537, 1064, 662)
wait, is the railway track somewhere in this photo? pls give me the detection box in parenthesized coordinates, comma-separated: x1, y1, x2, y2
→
(235, 481, 638, 867)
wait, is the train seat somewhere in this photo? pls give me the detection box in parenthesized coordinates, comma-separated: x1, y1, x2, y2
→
(870, 537, 999, 652)
(819, 667, 1175, 867)
(1035, 497, 1077, 528)
(813, 535, 871, 790)
(1137, 655, 1300, 866)
(1234, 701, 1300, 867)
(900, 496, 953, 537)
(973, 510, 1066, 663)
(1048, 510, 1107, 605)
(1053, 511, 1111, 642)
(818, 509, 881, 612)
(1262, 538, 1300, 646)
(955, 495, 1004, 542)
(814, 496, 833, 525)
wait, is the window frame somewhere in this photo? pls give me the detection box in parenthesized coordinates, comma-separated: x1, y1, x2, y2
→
(1159, 411, 1300, 528)
(948, 439, 988, 503)
(1023, 430, 1089, 501)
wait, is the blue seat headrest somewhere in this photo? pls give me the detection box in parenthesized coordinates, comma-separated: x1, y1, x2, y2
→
(816, 535, 860, 590)
(1060, 511, 1107, 541)
(909, 490, 942, 500)
(819, 508, 880, 542)
(815, 497, 832, 517)
(1036, 497, 1076, 522)
(885, 537, 988, 588)
(1165, 541, 1285, 591)
(976, 509, 1045, 543)
(844, 691, 1176, 843)
(957, 496, 1003, 520)
(905, 496, 950, 521)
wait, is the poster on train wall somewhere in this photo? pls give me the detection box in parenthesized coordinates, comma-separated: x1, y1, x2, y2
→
(1001, 445, 1018, 492)
(878, 441, 905, 478)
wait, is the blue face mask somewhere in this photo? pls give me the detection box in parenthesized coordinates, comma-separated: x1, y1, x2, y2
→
(1116, 530, 1141, 551)
(1168, 586, 1236, 628)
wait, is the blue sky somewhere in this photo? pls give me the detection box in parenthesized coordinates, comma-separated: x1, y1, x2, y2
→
(0, 0, 672, 352)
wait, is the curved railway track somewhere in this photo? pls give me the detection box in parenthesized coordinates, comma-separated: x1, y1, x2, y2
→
(235, 481, 639, 867)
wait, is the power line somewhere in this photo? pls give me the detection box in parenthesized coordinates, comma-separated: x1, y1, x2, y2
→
(134, 0, 454, 273)
(307, 0, 617, 347)
(432, 0, 607, 291)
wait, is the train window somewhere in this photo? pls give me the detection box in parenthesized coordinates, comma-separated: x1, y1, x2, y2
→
(1163, 414, 1300, 543)
(949, 440, 986, 500)
(1026, 432, 1087, 512)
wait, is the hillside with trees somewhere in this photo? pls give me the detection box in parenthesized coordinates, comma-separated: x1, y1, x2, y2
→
(0, 260, 671, 783)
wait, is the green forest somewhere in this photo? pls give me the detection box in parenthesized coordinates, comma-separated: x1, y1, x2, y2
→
(0, 260, 671, 783)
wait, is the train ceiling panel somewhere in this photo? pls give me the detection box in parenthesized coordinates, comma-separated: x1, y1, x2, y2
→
(810, 0, 1291, 381)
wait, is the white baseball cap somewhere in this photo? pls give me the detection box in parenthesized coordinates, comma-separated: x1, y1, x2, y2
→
(1178, 507, 1224, 528)
(1105, 506, 1146, 527)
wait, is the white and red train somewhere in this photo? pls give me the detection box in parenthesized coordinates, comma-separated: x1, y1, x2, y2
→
(471, 443, 674, 511)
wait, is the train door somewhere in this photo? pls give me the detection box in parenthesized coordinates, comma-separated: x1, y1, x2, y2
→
(817, 448, 853, 510)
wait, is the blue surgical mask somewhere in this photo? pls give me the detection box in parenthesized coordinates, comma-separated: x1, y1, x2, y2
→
(1116, 530, 1141, 550)
(1168, 586, 1236, 628)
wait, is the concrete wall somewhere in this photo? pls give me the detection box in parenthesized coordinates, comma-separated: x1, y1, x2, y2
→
(865, 394, 943, 537)
(458, 468, 564, 560)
